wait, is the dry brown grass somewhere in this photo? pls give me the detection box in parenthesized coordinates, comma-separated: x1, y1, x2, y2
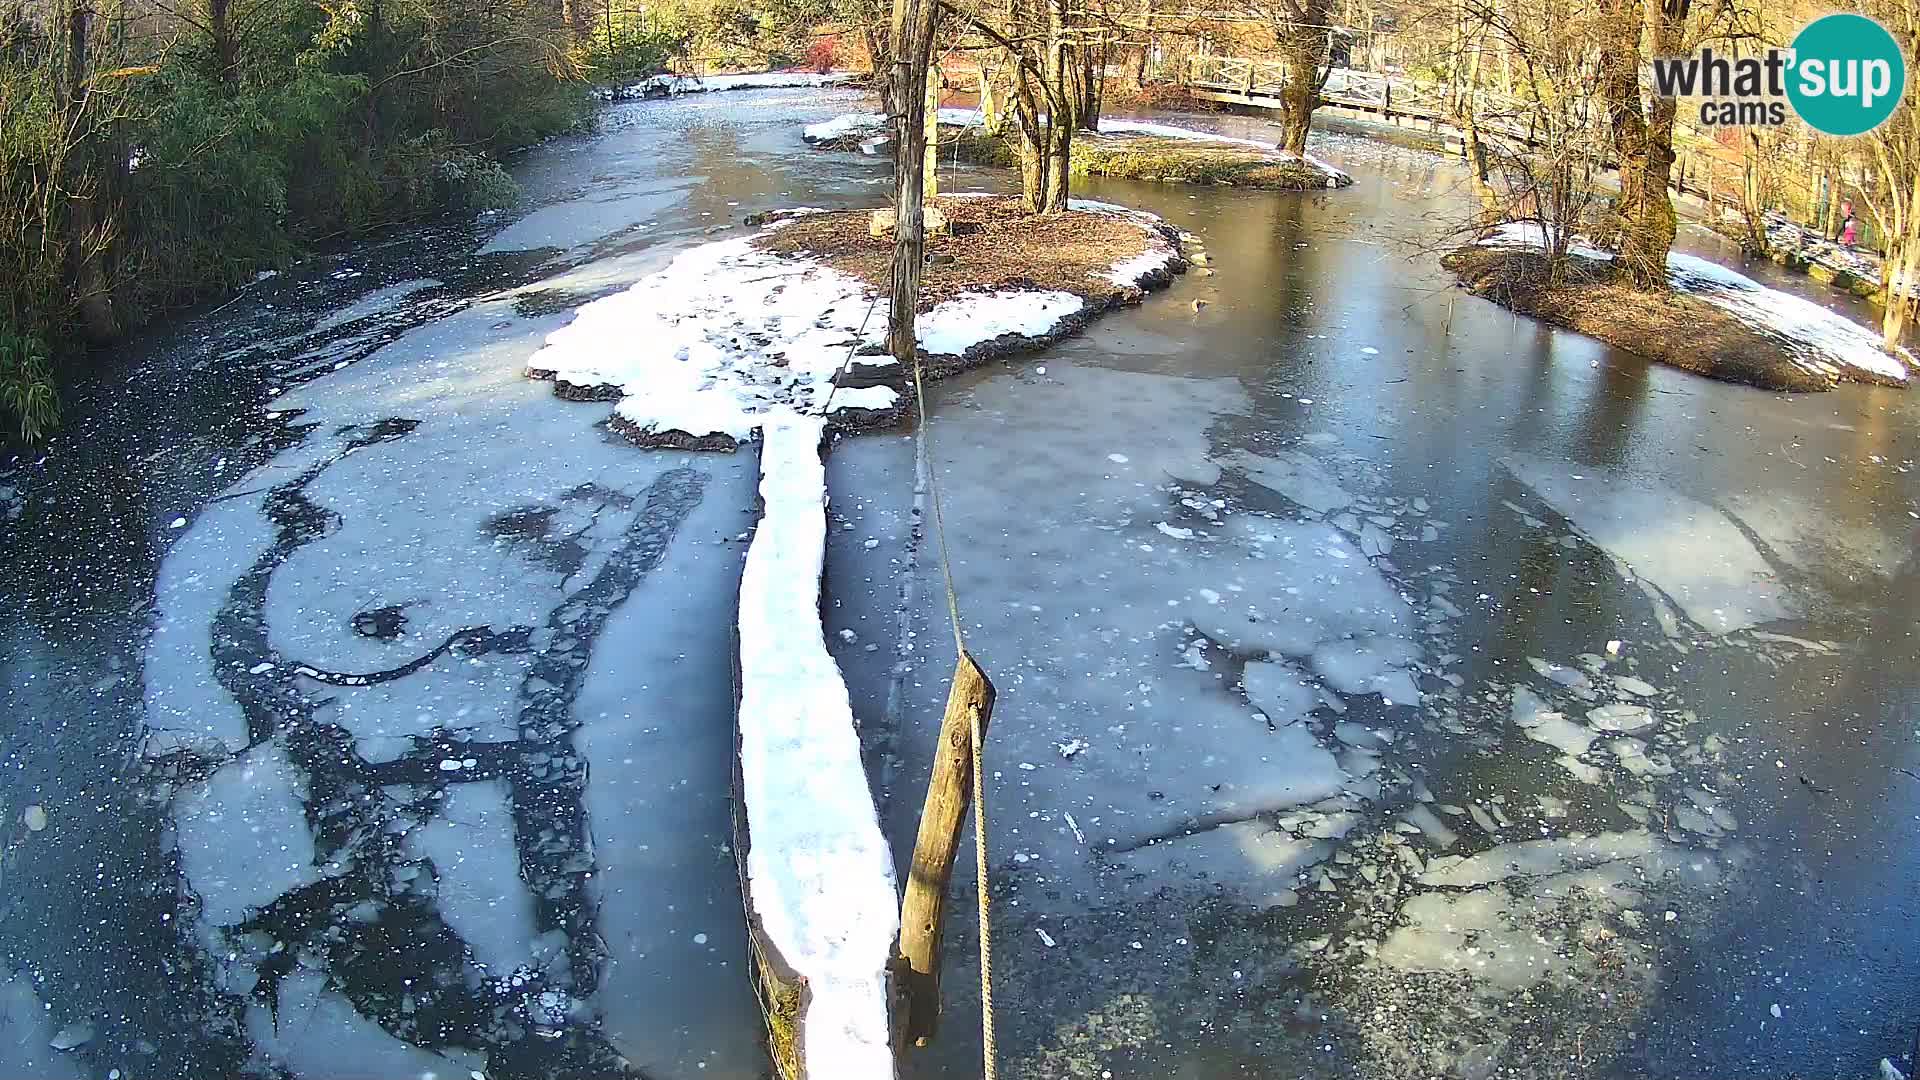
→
(753, 196, 1175, 309)
(1441, 246, 1902, 392)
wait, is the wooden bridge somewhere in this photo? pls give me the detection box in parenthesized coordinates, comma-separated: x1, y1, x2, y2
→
(1187, 55, 1469, 134)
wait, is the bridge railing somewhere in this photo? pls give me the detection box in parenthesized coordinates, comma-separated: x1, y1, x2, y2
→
(1188, 55, 1290, 95)
(1188, 56, 1534, 139)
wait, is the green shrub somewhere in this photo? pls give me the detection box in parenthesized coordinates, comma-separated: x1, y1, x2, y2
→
(382, 133, 521, 216)
(124, 63, 364, 306)
(0, 329, 56, 445)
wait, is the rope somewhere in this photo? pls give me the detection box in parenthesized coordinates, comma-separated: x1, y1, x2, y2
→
(969, 699, 997, 1080)
(909, 348, 966, 656)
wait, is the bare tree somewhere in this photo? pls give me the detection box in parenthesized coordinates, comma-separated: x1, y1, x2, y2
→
(944, 0, 1083, 213)
(1450, 0, 1613, 279)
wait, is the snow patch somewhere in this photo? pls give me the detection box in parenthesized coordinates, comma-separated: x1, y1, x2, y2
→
(1479, 220, 1617, 262)
(529, 205, 1177, 441)
(528, 234, 892, 444)
(916, 290, 1086, 357)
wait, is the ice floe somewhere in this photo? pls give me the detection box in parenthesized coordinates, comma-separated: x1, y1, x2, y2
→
(172, 743, 319, 928)
(1503, 453, 1793, 634)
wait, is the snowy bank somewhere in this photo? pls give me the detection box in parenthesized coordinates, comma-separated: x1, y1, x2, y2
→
(600, 70, 853, 101)
(1449, 231, 1915, 391)
(802, 109, 1353, 189)
(735, 412, 897, 1079)
(1666, 252, 1912, 384)
(528, 197, 1186, 445)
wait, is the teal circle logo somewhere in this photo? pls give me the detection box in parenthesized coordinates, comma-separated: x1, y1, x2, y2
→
(1787, 14, 1906, 136)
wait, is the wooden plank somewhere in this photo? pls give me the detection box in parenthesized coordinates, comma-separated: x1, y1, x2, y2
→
(894, 650, 996, 1047)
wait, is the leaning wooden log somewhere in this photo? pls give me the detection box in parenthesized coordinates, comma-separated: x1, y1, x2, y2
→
(732, 412, 900, 1079)
(894, 652, 995, 1046)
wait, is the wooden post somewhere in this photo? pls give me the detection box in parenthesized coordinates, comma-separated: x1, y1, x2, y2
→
(894, 651, 995, 1047)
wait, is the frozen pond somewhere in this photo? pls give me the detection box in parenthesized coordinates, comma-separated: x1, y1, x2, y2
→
(0, 86, 1915, 1080)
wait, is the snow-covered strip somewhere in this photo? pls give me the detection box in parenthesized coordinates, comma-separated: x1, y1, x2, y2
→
(1093, 116, 1272, 148)
(608, 71, 853, 100)
(1666, 252, 1912, 383)
(1104, 248, 1179, 287)
(801, 112, 878, 141)
(737, 412, 897, 1079)
(1478, 220, 1616, 262)
(1063, 197, 1185, 284)
(528, 234, 894, 444)
(806, 110, 1350, 186)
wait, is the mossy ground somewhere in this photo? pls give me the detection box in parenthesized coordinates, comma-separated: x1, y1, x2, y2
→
(945, 128, 1346, 190)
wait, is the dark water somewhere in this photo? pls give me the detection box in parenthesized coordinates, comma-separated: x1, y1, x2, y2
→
(0, 89, 1914, 1080)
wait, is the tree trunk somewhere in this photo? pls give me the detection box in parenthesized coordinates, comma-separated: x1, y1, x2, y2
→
(366, 0, 386, 138)
(1076, 42, 1100, 131)
(64, 0, 116, 342)
(1276, 0, 1331, 156)
(1883, 177, 1920, 350)
(866, 19, 896, 117)
(1042, 122, 1070, 212)
(978, 62, 1002, 136)
(1740, 133, 1769, 254)
(207, 0, 237, 88)
(1013, 70, 1047, 213)
(1037, 0, 1073, 213)
(1277, 62, 1313, 155)
(886, 0, 939, 363)
(1599, 0, 1685, 289)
